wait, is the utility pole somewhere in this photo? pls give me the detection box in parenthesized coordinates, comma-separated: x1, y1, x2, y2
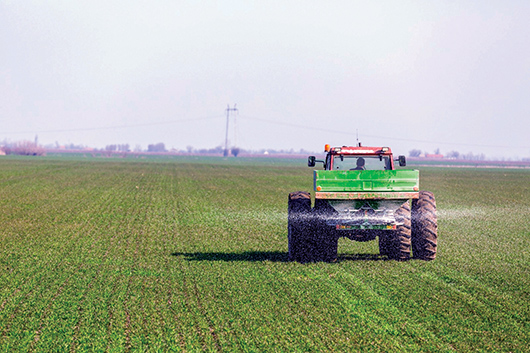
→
(224, 104, 238, 157)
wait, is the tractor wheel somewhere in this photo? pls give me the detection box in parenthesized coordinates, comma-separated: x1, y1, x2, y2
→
(378, 232, 391, 257)
(411, 191, 438, 260)
(384, 201, 411, 260)
(313, 217, 338, 262)
(312, 199, 338, 262)
(288, 191, 312, 262)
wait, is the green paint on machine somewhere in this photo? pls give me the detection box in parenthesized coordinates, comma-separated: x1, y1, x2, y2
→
(314, 169, 419, 193)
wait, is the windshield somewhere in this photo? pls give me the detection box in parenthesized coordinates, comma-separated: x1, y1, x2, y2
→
(332, 155, 391, 170)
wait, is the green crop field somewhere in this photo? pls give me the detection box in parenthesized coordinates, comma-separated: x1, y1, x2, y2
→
(1, 156, 529, 352)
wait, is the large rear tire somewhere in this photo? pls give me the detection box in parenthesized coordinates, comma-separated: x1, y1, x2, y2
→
(378, 232, 391, 257)
(411, 191, 438, 260)
(313, 199, 338, 262)
(288, 191, 312, 262)
(313, 216, 338, 263)
(381, 201, 411, 260)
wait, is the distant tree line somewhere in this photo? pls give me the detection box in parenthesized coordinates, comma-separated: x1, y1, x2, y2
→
(409, 148, 486, 160)
(409, 149, 422, 157)
(105, 144, 130, 152)
(1, 141, 45, 156)
(185, 145, 313, 157)
(147, 143, 166, 152)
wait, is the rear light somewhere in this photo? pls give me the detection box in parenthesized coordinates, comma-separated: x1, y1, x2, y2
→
(316, 186, 322, 191)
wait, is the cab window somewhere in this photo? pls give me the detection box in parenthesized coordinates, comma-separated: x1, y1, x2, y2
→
(332, 155, 390, 170)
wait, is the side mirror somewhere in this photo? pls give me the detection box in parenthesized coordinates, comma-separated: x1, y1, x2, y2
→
(308, 156, 316, 167)
(398, 155, 406, 167)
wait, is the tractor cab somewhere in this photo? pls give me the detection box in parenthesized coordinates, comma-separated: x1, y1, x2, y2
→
(308, 144, 406, 171)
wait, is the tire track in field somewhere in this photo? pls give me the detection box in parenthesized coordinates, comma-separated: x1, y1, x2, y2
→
(138, 277, 151, 348)
(123, 169, 159, 352)
(162, 173, 191, 351)
(165, 271, 190, 351)
(170, 166, 276, 351)
(201, 274, 244, 353)
(134, 167, 191, 351)
(178, 261, 222, 353)
(123, 210, 144, 352)
(191, 278, 222, 353)
(165, 277, 187, 351)
(183, 267, 246, 353)
(319, 261, 528, 351)
(136, 178, 163, 350)
(321, 265, 448, 350)
(407, 267, 530, 346)
(256, 266, 342, 350)
(176, 251, 209, 350)
(170, 168, 223, 351)
(121, 231, 138, 352)
(265, 263, 447, 351)
(105, 167, 158, 352)
(112, 231, 138, 352)
(161, 229, 186, 350)
(172, 223, 220, 350)
(105, 289, 117, 352)
(69, 232, 117, 353)
(124, 275, 134, 351)
(105, 245, 130, 352)
(97, 169, 154, 352)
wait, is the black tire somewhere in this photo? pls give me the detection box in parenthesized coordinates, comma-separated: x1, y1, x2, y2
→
(378, 232, 391, 257)
(312, 199, 338, 262)
(288, 191, 312, 262)
(411, 191, 438, 260)
(383, 201, 411, 260)
(313, 214, 338, 262)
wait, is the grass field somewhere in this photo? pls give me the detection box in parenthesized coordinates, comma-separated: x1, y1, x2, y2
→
(1, 156, 529, 352)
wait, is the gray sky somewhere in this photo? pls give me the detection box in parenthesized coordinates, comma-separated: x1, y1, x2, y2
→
(1, 1, 529, 159)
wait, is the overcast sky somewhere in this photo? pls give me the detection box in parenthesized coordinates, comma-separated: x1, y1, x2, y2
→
(1, 1, 529, 159)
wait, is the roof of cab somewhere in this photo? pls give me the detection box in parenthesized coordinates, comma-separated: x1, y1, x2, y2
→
(326, 146, 393, 155)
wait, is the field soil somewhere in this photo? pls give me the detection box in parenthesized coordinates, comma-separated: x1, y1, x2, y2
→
(0, 156, 529, 352)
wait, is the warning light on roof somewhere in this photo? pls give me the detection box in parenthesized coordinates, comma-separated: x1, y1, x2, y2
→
(324, 144, 330, 152)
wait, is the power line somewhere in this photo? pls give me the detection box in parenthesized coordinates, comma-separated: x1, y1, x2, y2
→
(239, 114, 528, 150)
(2, 115, 224, 135)
(3, 111, 526, 151)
